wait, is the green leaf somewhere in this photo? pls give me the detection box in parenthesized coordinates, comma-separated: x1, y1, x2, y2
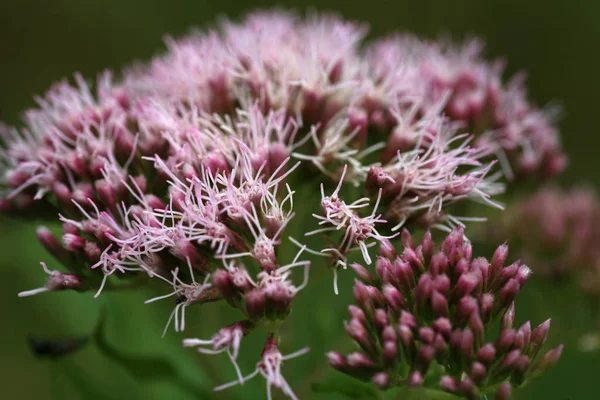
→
(312, 374, 381, 400)
(93, 307, 217, 400)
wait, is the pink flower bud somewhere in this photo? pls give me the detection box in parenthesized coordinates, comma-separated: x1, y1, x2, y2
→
(495, 382, 512, 400)
(536, 345, 563, 372)
(372, 372, 390, 390)
(351, 262, 376, 284)
(531, 318, 551, 347)
(477, 343, 497, 366)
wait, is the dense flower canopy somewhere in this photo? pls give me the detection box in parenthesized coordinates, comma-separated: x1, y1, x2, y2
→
(1, 10, 564, 400)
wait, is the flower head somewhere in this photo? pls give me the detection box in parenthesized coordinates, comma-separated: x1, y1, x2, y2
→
(330, 228, 562, 398)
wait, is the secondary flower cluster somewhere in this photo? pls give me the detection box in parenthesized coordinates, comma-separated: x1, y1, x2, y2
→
(0, 10, 567, 400)
(501, 187, 600, 283)
(498, 187, 600, 352)
(328, 228, 562, 398)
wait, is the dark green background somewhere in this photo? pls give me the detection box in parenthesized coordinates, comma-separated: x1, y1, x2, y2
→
(1, 1, 598, 399)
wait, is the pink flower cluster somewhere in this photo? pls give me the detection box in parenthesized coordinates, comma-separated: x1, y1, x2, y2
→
(501, 187, 600, 291)
(1, 10, 566, 399)
(329, 228, 562, 398)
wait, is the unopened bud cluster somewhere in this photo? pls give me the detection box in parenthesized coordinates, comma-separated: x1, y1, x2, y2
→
(329, 228, 562, 398)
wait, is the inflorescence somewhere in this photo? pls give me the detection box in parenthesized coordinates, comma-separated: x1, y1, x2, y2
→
(328, 228, 562, 399)
(1, 10, 565, 399)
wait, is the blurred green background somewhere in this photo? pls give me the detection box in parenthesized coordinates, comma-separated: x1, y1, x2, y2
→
(1, 0, 599, 399)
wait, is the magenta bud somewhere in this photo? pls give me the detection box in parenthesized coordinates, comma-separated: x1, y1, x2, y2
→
(383, 341, 398, 367)
(327, 352, 347, 370)
(37, 227, 67, 261)
(440, 376, 458, 393)
(96, 179, 118, 207)
(213, 269, 238, 299)
(421, 231, 434, 260)
(499, 279, 521, 309)
(398, 324, 415, 352)
(401, 228, 414, 249)
(382, 284, 406, 312)
(372, 372, 390, 390)
(366, 166, 394, 194)
(433, 318, 452, 339)
(469, 313, 485, 345)
(415, 273, 433, 309)
(399, 310, 417, 328)
(434, 334, 449, 360)
(419, 327, 436, 344)
(382, 326, 397, 342)
(375, 257, 393, 283)
(53, 182, 73, 206)
(417, 345, 435, 372)
(431, 291, 449, 317)
(245, 289, 266, 319)
(450, 329, 463, 352)
(379, 239, 397, 260)
(62, 222, 79, 235)
(453, 258, 470, 281)
(471, 257, 490, 288)
(348, 305, 366, 323)
(452, 272, 480, 301)
(430, 252, 449, 276)
(205, 153, 229, 175)
(266, 282, 294, 312)
(442, 228, 464, 254)
(84, 241, 101, 263)
(491, 242, 509, 279)
(518, 321, 532, 348)
(477, 343, 497, 365)
(499, 349, 521, 372)
(536, 345, 563, 372)
(351, 262, 376, 284)
(72, 183, 95, 204)
(403, 247, 424, 273)
(374, 308, 389, 329)
(348, 106, 368, 139)
(515, 355, 530, 378)
(172, 239, 207, 272)
(51, 272, 82, 292)
(432, 274, 451, 296)
(345, 320, 373, 353)
(408, 371, 423, 387)
(496, 329, 517, 354)
(366, 286, 385, 307)
(495, 382, 512, 400)
(62, 233, 86, 252)
(480, 293, 495, 322)
(494, 262, 519, 289)
(461, 329, 474, 359)
(531, 319, 551, 347)
(267, 143, 290, 177)
(6, 169, 29, 188)
(383, 125, 416, 162)
(456, 296, 478, 323)
(353, 280, 372, 310)
(346, 352, 376, 369)
(470, 361, 487, 384)
(459, 376, 475, 397)
(516, 265, 532, 285)
(393, 258, 415, 291)
(146, 194, 167, 210)
(502, 302, 516, 330)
